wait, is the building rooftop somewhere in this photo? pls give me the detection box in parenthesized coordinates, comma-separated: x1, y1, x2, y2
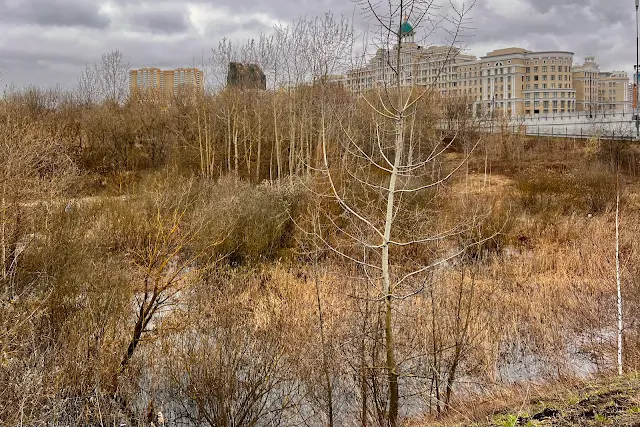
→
(484, 47, 530, 57)
(400, 20, 414, 35)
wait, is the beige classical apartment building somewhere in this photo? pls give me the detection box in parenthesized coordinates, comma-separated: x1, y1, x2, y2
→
(339, 26, 475, 92)
(466, 48, 576, 116)
(573, 56, 629, 113)
(129, 67, 204, 98)
(597, 71, 629, 111)
(334, 20, 629, 116)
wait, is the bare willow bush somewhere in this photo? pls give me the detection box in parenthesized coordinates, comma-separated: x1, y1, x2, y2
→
(1, 203, 132, 424)
(159, 266, 312, 426)
(187, 178, 300, 264)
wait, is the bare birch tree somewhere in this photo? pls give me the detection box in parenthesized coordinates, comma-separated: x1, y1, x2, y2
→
(210, 38, 237, 91)
(317, 1, 477, 425)
(616, 157, 623, 376)
(77, 63, 103, 106)
(99, 50, 130, 105)
(306, 13, 355, 83)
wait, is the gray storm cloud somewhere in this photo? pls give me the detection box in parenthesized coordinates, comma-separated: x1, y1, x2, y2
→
(0, 0, 635, 88)
(1, 0, 110, 28)
(128, 9, 191, 35)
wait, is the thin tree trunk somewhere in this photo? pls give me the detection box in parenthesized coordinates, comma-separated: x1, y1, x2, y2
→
(244, 106, 251, 179)
(361, 291, 369, 427)
(379, 12, 407, 424)
(384, 299, 398, 426)
(445, 269, 465, 406)
(197, 106, 205, 177)
(307, 124, 312, 177)
(273, 100, 281, 181)
(289, 97, 296, 183)
(256, 112, 262, 182)
(616, 172, 623, 376)
(381, 115, 403, 427)
(313, 216, 334, 427)
(269, 144, 274, 182)
(206, 108, 214, 179)
(234, 109, 240, 177)
(227, 111, 232, 174)
(371, 308, 386, 427)
(1, 185, 6, 289)
(430, 285, 442, 414)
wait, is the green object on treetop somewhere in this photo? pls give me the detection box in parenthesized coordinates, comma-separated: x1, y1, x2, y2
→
(400, 20, 414, 35)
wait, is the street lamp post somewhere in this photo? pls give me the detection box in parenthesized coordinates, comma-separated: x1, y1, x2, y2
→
(633, 0, 640, 139)
(589, 72, 596, 119)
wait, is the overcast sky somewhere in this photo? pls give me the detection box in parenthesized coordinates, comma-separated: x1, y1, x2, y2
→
(0, 0, 636, 89)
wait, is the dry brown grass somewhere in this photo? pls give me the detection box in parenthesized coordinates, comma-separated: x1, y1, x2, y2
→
(4, 80, 640, 424)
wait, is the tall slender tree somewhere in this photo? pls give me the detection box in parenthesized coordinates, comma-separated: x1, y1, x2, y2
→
(99, 50, 130, 105)
(318, 1, 477, 425)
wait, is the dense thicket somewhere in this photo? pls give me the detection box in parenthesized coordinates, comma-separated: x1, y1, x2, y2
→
(2, 79, 640, 425)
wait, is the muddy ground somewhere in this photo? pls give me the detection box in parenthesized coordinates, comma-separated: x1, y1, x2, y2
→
(431, 375, 640, 427)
